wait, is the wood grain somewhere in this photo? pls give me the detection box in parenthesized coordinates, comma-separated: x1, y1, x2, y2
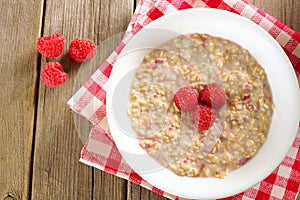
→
(31, 0, 133, 199)
(31, 0, 96, 199)
(94, 170, 127, 200)
(0, 0, 43, 199)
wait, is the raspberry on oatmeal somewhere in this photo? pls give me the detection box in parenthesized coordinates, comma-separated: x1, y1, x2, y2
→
(128, 33, 274, 178)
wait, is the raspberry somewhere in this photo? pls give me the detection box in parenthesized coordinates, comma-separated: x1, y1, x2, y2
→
(174, 86, 198, 111)
(193, 105, 216, 131)
(69, 39, 97, 63)
(41, 62, 67, 87)
(36, 33, 64, 58)
(199, 84, 226, 109)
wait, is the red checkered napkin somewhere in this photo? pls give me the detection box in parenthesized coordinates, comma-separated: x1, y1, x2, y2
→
(67, 0, 300, 199)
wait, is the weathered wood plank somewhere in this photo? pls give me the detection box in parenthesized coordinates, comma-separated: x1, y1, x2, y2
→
(0, 0, 43, 199)
(31, 0, 97, 199)
(93, 170, 127, 200)
(31, 0, 133, 199)
(127, 182, 151, 200)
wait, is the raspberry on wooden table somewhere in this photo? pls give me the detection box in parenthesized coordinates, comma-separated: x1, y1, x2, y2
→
(199, 84, 226, 109)
(174, 86, 199, 111)
(41, 62, 67, 87)
(193, 104, 216, 131)
(69, 39, 97, 63)
(36, 33, 64, 58)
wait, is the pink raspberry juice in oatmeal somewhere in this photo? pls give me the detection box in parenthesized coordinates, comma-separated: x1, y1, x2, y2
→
(127, 33, 274, 178)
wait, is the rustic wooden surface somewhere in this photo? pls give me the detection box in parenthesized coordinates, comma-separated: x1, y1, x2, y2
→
(0, 0, 299, 199)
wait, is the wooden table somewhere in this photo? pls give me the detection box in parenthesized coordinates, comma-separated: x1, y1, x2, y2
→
(0, 0, 299, 199)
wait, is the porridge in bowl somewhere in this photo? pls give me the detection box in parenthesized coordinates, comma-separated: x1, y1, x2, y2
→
(127, 33, 274, 178)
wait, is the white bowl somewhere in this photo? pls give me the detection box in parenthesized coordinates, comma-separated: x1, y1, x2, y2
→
(106, 8, 300, 199)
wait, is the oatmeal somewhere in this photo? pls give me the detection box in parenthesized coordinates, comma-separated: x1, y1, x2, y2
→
(127, 33, 274, 178)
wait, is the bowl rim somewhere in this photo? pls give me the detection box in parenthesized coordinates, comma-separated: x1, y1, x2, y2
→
(106, 8, 300, 199)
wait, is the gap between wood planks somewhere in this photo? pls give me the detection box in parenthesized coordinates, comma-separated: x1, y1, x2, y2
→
(28, 0, 46, 199)
(28, 0, 136, 200)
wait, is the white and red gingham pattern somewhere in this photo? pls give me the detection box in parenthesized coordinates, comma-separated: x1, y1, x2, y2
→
(80, 126, 300, 200)
(67, 0, 300, 199)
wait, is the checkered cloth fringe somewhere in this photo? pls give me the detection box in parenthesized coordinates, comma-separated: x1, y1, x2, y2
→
(67, 0, 300, 199)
